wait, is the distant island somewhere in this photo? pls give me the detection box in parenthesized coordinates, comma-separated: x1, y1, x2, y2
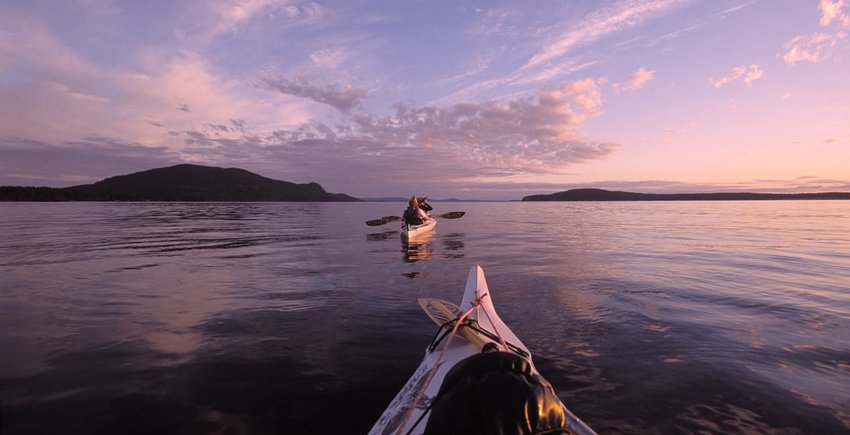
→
(0, 164, 359, 202)
(522, 188, 850, 201)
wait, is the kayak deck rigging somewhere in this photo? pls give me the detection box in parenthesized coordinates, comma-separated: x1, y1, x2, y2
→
(422, 298, 529, 359)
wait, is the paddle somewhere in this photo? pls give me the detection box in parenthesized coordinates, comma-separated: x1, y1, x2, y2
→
(364, 211, 465, 226)
(418, 298, 486, 350)
(434, 211, 465, 219)
(366, 218, 389, 226)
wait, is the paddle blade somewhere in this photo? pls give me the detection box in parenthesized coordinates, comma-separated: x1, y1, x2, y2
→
(366, 218, 388, 226)
(418, 298, 486, 350)
(436, 211, 465, 219)
(419, 298, 461, 326)
(381, 215, 402, 222)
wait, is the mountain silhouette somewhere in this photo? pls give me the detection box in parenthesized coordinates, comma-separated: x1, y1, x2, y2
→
(522, 188, 850, 201)
(0, 164, 359, 201)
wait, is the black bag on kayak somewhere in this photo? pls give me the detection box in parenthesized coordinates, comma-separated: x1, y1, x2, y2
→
(423, 351, 571, 435)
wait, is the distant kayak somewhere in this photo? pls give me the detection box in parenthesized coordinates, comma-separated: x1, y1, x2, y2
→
(369, 265, 596, 435)
(400, 218, 436, 241)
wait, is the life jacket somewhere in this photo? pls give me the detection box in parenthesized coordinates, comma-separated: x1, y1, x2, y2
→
(403, 206, 424, 225)
(423, 351, 571, 435)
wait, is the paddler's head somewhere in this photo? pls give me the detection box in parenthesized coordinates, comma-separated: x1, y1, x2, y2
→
(409, 196, 418, 207)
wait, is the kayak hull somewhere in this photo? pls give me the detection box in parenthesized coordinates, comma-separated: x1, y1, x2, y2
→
(400, 218, 436, 241)
(369, 265, 595, 435)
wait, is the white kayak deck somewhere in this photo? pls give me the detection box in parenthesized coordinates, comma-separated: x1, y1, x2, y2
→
(369, 265, 596, 435)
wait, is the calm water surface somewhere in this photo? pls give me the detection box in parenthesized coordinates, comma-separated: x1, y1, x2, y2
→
(1, 201, 849, 434)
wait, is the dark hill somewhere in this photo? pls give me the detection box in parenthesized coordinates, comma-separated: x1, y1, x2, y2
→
(522, 188, 850, 201)
(0, 164, 359, 202)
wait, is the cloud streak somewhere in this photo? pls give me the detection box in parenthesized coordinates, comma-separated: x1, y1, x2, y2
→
(180, 0, 326, 44)
(261, 75, 368, 112)
(614, 67, 656, 93)
(712, 64, 763, 88)
(521, 0, 688, 74)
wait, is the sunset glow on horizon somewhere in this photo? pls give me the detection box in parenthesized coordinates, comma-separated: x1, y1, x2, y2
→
(1, 0, 849, 199)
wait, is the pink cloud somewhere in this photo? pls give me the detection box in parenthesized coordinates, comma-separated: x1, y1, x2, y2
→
(613, 67, 656, 93)
(781, 0, 849, 64)
(782, 32, 846, 64)
(819, 0, 850, 27)
(712, 64, 763, 88)
(262, 75, 368, 113)
(177, 78, 619, 182)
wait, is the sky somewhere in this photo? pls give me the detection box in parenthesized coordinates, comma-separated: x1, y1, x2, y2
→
(1, 0, 849, 200)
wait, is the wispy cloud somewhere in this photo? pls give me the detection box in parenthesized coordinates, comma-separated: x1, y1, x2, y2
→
(174, 0, 326, 46)
(712, 64, 763, 88)
(309, 47, 346, 69)
(214, 0, 282, 33)
(261, 75, 368, 113)
(468, 7, 519, 38)
(645, 22, 705, 46)
(614, 67, 656, 93)
(744, 65, 764, 83)
(521, 0, 688, 73)
(433, 1, 684, 105)
(213, 0, 325, 35)
(716, 1, 759, 17)
(641, 1, 755, 48)
(782, 0, 849, 64)
(782, 32, 846, 64)
(436, 55, 494, 87)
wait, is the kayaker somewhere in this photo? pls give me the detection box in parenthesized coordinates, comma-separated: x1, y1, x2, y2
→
(403, 196, 430, 227)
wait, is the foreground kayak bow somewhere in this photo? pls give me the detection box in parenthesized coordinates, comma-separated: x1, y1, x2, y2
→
(370, 265, 595, 435)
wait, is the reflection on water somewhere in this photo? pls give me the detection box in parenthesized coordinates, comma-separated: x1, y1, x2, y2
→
(441, 232, 465, 259)
(365, 221, 467, 268)
(366, 230, 398, 241)
(1, 201, 849, 434)
(402, 231, 435, 263)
